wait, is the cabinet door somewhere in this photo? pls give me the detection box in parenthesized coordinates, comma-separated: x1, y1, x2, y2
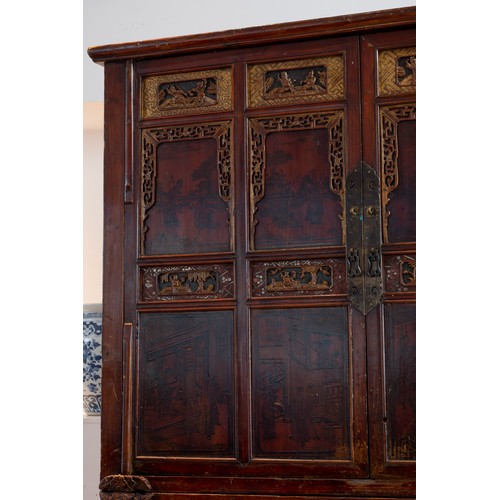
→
(361, 29, 416, 478)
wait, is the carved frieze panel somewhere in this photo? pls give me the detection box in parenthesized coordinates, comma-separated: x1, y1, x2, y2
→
(384, 254, 416, 293)
(248, 111, 345, 250)
(251, 258, 345, 297)
(140, 264, 235, 302)
(142, 68, 233, 118)
(141, 121, 233, 255)
(247, 56, 344, 109)
(380, 104, 416, 243)
(378, 47, 416, 96)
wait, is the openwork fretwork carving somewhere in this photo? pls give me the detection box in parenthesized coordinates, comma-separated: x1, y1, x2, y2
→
(380, 104, 416, 243)
(251, 258, 345, 297)
(248, 56, 344, 108)
(384, 254, 416, 293)
(141, 121, 233, 255)
(378, 47, 416, 96)
(141, 264, 234, 301)
(142, 67, 232, 118)
(248, 111, 345, 250)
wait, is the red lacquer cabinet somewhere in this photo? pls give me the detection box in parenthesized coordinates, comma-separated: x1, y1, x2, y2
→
(88, 7, 416, 499)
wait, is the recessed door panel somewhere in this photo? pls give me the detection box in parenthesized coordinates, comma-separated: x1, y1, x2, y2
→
(251, 307, 351, 460)
(137, 310, 235, 458)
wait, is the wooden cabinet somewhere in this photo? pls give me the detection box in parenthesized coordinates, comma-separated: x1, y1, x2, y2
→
(88, 7, 416, 499)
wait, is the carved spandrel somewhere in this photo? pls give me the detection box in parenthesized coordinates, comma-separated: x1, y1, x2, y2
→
(141, 121, 233, 255)
(251, 258, 345, 297)
(248, 55, 344, 108)
(141, 264, 234, 301)
(248, 111, 345, 250)
(142, 67, 232, 118)
(378, 47, 416, 96)
(380, 104, 416, 244)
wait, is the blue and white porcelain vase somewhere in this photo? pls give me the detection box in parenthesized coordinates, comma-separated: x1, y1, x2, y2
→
(83, 305, 103, 415)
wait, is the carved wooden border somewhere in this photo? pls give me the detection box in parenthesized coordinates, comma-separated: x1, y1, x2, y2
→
(378, 47, 416, 97)
(380, 104, 416, 243)
(248, 111, 344, 250)
(142, 67, 233, 118)
(141, 121, 233, 255)
(247, 55, 344, 108)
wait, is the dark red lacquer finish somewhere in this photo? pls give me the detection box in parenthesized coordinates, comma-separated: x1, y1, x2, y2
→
(89, 7, 416, 498)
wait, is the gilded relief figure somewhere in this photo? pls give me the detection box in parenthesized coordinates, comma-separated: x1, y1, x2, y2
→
(264, 67, 327, 98)
(397, 56, 416, 86)
(158, 78, 217, 109)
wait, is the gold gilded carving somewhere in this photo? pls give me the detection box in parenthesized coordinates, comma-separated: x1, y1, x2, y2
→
(380, 104, 416, 243)
(141, 264, 234, 301)
(266, 265, 333, 291)
(142, 68, 232, 118)
(378, 47, 416, 96)
(141, 121, 233, 255)
(248, 56, 344, 108)
(248, 111, 345, 250)
(384, 255, 416, 293)
(251, 258, 345, 297)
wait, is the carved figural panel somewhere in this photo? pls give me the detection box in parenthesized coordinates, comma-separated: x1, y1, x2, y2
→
(137, 311, 234, 457)
(247, 56, 344, 108)
(140, 264, 235, 302)
(380, 104, 416, 243)
(141, 122, 233, 255)
(251, 258, 346, 298)
(142, 68, 233, 118)
(384, 254, 416, 294)
(249, 112, 344, 250)
(383, 303, 416, 461)
(251, 307, 351, 459)
(378, 47, 416, 96)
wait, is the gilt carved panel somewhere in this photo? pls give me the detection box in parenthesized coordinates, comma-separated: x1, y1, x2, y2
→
(247, 56, 344, 109)
(142, 68, 233, 118)
(248, 111, 344, 250)
(384, 254, 416, 294)
(378, 47, 416, 96)
(141, 121, 233, 255)
(251, 258, 345, 298)
(140, 264, 235, 302)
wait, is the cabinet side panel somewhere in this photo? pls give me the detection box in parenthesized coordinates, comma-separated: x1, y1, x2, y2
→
(101, 60, 128, 478)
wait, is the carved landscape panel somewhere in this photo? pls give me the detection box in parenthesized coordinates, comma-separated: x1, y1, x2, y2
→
(137, 311, 234, 457)
(251, 307, 351, 459)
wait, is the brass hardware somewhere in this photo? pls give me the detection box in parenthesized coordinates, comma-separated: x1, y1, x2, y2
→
(345, 162, 382, 314)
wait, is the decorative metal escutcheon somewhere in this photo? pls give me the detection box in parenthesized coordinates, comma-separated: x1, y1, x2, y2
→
(345, 161, 382, 314)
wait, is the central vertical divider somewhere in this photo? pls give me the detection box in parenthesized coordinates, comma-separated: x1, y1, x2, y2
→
(233, 58, 251, 466)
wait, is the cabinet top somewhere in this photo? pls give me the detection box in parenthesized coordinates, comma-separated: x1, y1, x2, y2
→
(87, 6, 415, 64)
